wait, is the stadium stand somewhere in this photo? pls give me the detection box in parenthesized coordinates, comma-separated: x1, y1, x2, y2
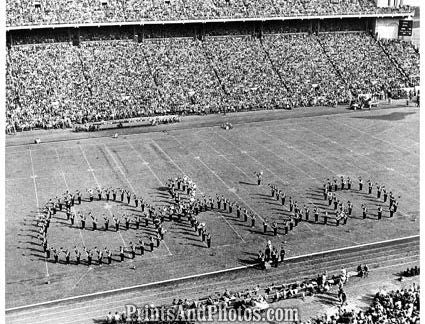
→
(379, 38, 420, 87)
(6, 0, 412, 27)
(313, 283, 420, 324)
(6, 29, 418, 133)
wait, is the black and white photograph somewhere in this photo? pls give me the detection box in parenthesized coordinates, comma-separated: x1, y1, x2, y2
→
(3, 0, 422, 323)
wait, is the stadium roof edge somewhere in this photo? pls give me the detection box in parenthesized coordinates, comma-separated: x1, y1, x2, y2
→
(6, 12, 414, 31)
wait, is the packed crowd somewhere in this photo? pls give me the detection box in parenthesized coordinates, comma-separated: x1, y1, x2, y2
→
(319, 32, 410, 98)
(380, 38, 420, 87)
(314, 283, 420, 324)
(263, 33, 349, 107)
(203, 35, 288, 111)
(6, 32, 418, 133)
(6, 0, 413, 27)
(105, 264, 369, 323)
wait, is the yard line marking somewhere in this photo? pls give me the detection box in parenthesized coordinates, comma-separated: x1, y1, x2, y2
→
(125, 140, 173, 256)
(103, 144, 136, 193)
(5, 235, 418, 321)
(208, 145, 253, 179)
(297, 125, 418, 184)
(213, 131, 359, 240)
(173, 135, 264, 228)
(14, 255, 419, 324)
(78, 145, 126, 247)
(103, 144, 171, 253)
(339, 120, 420, 157)
(275, 127, 418, 217)
(79, 146, 101, 189)
(295, 125, 419, 204)
(150, 139, 186, 175)
(55, 148, 87, 249)
(151, 138, 246, 243)
(126, 141, 164, 186)
(70, 267, 93, 291)
(28, 147, 50, 279)
(256, 129, 411, 220)
(78, 231, 86, 247)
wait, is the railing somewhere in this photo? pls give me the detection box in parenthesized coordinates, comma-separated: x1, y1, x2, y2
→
(6, 12, 413, 31)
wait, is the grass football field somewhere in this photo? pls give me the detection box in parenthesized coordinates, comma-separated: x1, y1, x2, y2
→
(5, 105, 419, 309)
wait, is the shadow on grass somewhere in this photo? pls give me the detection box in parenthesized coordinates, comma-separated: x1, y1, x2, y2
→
(239, 181, 256, 186)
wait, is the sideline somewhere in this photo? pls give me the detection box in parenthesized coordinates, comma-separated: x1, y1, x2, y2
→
(6, 234, 419, 313)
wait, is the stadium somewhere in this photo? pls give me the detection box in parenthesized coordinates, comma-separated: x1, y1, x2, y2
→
(5, 0, 420, 323)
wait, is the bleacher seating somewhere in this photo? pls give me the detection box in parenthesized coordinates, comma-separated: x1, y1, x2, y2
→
(6, 0, 413, 27)
(6, 32, 418, 133)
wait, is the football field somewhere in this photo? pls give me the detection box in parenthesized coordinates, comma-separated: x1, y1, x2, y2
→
(5, 105, 420, 312)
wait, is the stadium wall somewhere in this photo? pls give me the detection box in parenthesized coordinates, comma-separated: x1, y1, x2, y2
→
(7, 18, 374, 45)
(374, 18, 401, 39)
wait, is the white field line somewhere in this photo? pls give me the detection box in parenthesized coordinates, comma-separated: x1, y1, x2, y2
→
(201, 145, 258, 242)
(339, 120, 420, 158)
(125, 140, 172, 256)
(257, 129, 401, 221)
(6, 105, 415, 153)
(78, 145, 126, 248)
(297, 125, 418, 184)
(272, 126, 417, 219)
(213, 131, 359, 242)
(169, 135, 266, 226)
(126, 140, 163, 186)
(70, 267, 93, 291)
(171, 135, 263, 230)
(150, 139, 246, 244)
(5, 235, 419, 323)
(293, 124, 419, 205)
(55, 148, 86, 248)
(29, 147, 50, 278)
(9, 256, 420, 324)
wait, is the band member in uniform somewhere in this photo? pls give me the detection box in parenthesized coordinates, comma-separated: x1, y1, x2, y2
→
(251, 214, 256, 228)
(254, 171, 263, 185)
(263, 219, 268, 234)
(314, 207, 319, 223)
(304, 206, 310, 221)
(74, 246, 81, 265)
(358, 177, 363, 191)
(97, 248, 103, 264)
(106, 248, 112, 264)
(272, 222, 278, 236)
(119, 246, 125, 262)
(129, 242, 135, 259)
(92, 215, 97, 231)
(104, 215, 109, 231)
(81, 214, 86, 230)
(368, 180, 372, 194)
(65, 249, 70, 264)
(377, 206, 383, 220)
(205, 233, 211, 248)
(389, 204, 395, 217)
(77, 190, 82, 204)
(53, 248, 58, 263)
(328, 192, 333, 206)
(114, 216, 120, 232)
(362, 204, 367, 219)
(138, 239, 144, 255)
(86, 248, 92, 266)
(149, 236, 155, 251)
